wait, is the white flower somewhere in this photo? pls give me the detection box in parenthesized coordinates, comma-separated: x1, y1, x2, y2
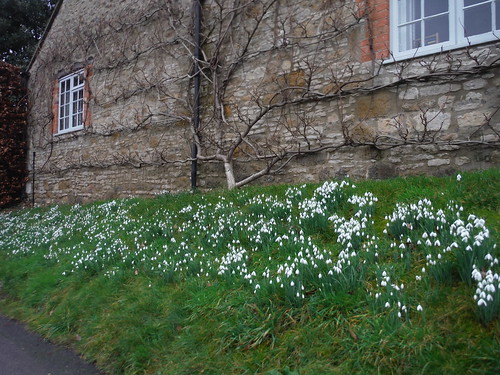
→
(385, 302, 390, 308)
(456, 174, 462, 182)
(477, 299, 487, 307)
(417, 304, 423, 312)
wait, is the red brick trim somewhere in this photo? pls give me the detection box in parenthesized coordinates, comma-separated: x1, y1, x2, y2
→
(83, 65, 93, 127)
(356, 0, 390, 62)
(51, 79, 59, 134)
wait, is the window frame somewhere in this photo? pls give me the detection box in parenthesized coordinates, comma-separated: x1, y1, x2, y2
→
(389, 0, 500, 61)
(56, 69, 86, 135)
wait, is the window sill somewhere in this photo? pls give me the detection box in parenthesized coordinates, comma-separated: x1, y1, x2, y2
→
(383, 32, 500, 64)
(55, 126, 84, 136)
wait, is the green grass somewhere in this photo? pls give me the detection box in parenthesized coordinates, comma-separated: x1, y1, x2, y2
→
(0, 170, 499, 374)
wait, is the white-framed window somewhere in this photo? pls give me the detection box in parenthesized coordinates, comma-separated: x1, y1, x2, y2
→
(390, 0, 500, 60)
(57, 70, 85, 134)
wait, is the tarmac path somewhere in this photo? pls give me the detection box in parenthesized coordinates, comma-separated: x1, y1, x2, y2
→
(0, 315, 103, 375)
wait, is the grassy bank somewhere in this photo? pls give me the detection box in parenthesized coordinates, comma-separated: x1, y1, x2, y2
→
(0, 170, 499, 374)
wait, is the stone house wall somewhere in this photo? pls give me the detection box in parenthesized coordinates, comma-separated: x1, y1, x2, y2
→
(27, 0, 500, 205)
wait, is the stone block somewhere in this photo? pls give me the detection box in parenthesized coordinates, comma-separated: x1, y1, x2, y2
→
(463, 78, 487, 90)
(377, 118, 396, 133)
(428, 159, 450, 167)
(419, 84, 456, 97)
(398, 87, 419, 100)
(421, 110, 451, 131)
(455, 156, 471, 166)
(438, 95, 455, 108)
(354, 91, 393, 118)
(465, 91, 483, 101)
(367, 162, 398, 179)
(350, 123, 376, 142)
(456, 112, 483, 128)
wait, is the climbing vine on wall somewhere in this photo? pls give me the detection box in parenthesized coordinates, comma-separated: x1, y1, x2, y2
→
(0, 62, 27, 208)
(27, 0, 500, 196)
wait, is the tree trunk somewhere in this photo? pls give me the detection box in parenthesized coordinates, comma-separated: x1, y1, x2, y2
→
(224, 160, 236, 190)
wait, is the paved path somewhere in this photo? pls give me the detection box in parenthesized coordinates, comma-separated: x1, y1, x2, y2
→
(0, 315, 103, 375)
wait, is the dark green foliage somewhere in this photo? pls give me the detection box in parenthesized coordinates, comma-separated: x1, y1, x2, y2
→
(0, 0, 57, 68)
(0, 61, 27, 208)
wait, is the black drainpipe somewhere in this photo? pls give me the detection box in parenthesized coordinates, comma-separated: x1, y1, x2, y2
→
(191, 0, 202, 191)
(32, 151, 36, 207)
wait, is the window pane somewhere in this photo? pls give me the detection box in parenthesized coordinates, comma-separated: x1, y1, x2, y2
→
(399, 21, 421, 51)
(77, 113, 83, 126)
(425, 14, 449, 45)
(424, 0, 447, 17)
(399, 0, 421, 23)
(59, 119, 64, 131)
(464, 3, 492, 36)
(64, 117, 69, 130)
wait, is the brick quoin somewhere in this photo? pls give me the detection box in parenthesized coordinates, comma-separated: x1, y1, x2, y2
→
(83, 65, 93, 127)
(51, 79, 59, 134)
(356, 0, 390, 62)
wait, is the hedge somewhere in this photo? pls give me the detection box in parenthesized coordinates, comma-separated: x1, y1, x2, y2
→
(0, 62, 27, 208)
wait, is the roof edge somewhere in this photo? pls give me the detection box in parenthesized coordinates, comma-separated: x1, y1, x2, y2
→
(26, 0, 64, 73)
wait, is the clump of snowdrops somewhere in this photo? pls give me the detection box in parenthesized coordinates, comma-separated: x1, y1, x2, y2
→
(0, 176, 497, 325)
